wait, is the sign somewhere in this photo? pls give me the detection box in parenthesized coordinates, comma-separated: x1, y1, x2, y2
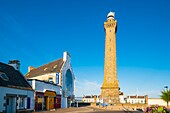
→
(56, 73, 59, 84)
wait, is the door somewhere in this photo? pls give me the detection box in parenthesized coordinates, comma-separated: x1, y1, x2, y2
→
(49, 97, 54, 109)
(6, 97, 16, 113)
(55, 95, 61, 108)
(67, 98, 70, 108)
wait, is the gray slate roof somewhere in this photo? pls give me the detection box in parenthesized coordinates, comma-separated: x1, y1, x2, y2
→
(0, 62, 33, 90)
(25, 58, 64, 78)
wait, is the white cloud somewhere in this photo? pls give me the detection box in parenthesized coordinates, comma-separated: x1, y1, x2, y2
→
(75, 80, 102, 97)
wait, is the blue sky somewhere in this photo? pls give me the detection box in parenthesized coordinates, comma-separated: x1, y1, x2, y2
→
(0, 0, 170, 98)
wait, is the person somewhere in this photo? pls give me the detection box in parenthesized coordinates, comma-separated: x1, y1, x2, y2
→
(105, 102, 108, 109)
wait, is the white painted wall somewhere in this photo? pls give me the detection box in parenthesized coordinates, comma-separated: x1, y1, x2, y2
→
(28, 72, 62, 86)
(26, 51, 75, 109)
(61, 52, 75, 108)
(83, 98, 94, 102)
(119, 95, 125, 103)
(148, 98, 167, 106)
(28, 80, 62, 95)
(127, 98, 145, 104)
(82, 97, 100, 103)
(0, 87, 34, 112)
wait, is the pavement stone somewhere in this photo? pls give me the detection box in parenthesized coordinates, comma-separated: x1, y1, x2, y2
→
(33, 106, 144, 113)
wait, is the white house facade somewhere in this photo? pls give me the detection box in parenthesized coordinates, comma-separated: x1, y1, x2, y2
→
(126, 95, 147, 104)
(0, 87, 34, 113)
(26, 51, 75, 109)
(28, 79, 62, 111)
(82, 93, 125, 104)
(0, 61, 34, 113)
(60, 52, 75, 108)
(119, 92, 125, 103)
(82, 95, 99, 103)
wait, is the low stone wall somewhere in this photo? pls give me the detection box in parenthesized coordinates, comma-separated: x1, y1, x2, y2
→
(91, 103, 147, 111)
(120, 103, 147, 107)
(116, 103, 147, 111)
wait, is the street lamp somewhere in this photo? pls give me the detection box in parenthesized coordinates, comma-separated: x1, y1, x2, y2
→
(164, 86, 168, 90)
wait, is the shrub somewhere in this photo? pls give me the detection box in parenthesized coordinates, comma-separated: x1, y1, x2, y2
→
(144, 105, 168, 113)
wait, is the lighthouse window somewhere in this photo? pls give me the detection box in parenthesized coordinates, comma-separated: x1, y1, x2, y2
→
(110, 48, 111, 51)
(110, 30, 111, 32)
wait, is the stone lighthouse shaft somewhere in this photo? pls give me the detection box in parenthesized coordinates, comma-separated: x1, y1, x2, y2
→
(101, 12, 120, 104)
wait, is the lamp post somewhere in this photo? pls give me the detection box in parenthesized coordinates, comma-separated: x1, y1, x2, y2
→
(164, 86, 169, 107)
(164, 86, 168, 91)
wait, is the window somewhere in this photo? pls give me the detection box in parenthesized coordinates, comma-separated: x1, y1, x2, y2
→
(53, 65, 58, 69)
(6, 98, 9, 105)
(19, 97, 25, 109)
(44, 67, 48, 71)
(27, 97, 31, 109)
(48, 77, 53, 83)
(0, 72, 9, 81)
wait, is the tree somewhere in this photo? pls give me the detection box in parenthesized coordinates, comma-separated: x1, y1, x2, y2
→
(160, 89, 170, 107)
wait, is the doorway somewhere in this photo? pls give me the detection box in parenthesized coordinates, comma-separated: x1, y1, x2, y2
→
(6, 96, 16, 113)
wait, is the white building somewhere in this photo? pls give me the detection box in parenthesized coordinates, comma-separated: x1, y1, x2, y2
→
(82, 92, 125, 104)
(27, 79, 62, 110)
(0, 60, 34, 113)
(119, 92, 125, 103)
(126, 95, 147, 104)
(26, 51, 75, 109)
(82, 95, 99, 103)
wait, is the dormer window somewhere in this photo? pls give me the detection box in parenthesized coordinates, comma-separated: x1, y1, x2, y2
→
(44, 67, 48, 71)
(53, 65, 58, 69)
(0, 72, 9, 81)
(48, 77, 53, 83)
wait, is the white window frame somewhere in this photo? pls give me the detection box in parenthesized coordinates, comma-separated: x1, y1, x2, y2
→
(19, 97, 25, 109)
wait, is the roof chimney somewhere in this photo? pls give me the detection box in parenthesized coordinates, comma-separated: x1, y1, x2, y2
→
(8, 60, 20, 71)
(63, 51, 71, 62)
(28, 66, 34, 72)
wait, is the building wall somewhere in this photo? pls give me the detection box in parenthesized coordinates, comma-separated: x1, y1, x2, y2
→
(82, 96, 100, 103)
(119, 95, 125, 103)
(61, 52, 75, 108)
(82, 95, 125, 104)
(28, 80, 62, 95)
(28, 73, 62, 86)
(0, 87, 34, 112)
(26, 52, 75, 109)
(28, 80, 62, 110)
(83, 98, 95, 103)
(127, 98, 145, 104)
(148, 98, 167, 106)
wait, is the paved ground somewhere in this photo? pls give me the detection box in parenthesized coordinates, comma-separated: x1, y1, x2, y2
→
(33, 105, 170, 113)
(33, 106, 144, 113)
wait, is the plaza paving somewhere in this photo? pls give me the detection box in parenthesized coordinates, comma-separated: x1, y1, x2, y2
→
(33, 106, 144, 113)
(33, 106, 170, 113)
